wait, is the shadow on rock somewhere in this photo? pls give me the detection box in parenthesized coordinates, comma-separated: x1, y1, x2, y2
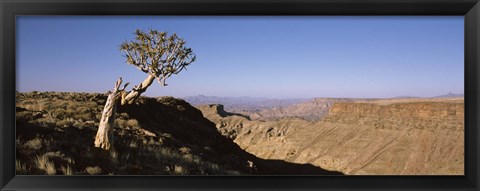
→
(118, 96, 344, 175)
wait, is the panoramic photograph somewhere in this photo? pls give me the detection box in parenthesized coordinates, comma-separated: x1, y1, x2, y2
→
(16, 16, 464, 175)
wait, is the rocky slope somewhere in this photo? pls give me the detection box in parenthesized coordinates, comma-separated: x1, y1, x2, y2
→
(16, 92, 342, 175)
(198, 97, 464, 175)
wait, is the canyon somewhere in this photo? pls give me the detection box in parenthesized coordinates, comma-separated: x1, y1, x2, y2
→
(197, 97, 464, 175)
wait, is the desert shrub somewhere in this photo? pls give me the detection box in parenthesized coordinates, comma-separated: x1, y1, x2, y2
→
(19, 100, 38, 110)
(50, 102, 68, 110)
(95, 113, 102, 121)
(85, 166, 103, 175)
(45, 161, 57, 175)
(84, 101, 98, 108)
(37, 100, 52, 111)
(115, 118, 140, 129)
(34, 154, 56, 175)
(16, 111, 33, 121)
(23, 138, 43, 150)
(96, 99, 106, 105)
(66, 101, 78, 110)
(64, 108, 76, 117)
(126, 119, 140, 129)
(141, 137, 148, 145)
(182, 154, 195, 163)
(16, 159, 27, 174)
(74, 113, 93, 122)
(61, 165, 74, 175)
(55, 120, 73, 128)
(76, 106, 91, 113)
(50, 108, 67, 119)
(118, 113, 129, 119)
(108, 149, 120, 165)
(179, 147, 191, 155)
(128, 140, 138, 148)
(115, 118, 127, 129)
(36, 117, 56, 127)
(148, 137, 156, 145)
(173, 165, 187, 175)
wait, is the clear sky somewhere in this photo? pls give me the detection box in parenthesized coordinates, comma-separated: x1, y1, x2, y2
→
(17, 16, 464, 99)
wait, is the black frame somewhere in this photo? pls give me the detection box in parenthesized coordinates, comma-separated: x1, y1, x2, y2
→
(1, 0, 479, 190)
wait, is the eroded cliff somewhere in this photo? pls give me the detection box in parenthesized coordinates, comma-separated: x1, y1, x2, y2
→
(198, 98, 464, 175)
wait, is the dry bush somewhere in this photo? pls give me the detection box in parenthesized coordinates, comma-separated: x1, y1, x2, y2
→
(16, 159, 27, 174)
(23, 138, 43, 150)
(76, 106, 91, 113)
(128, 140, 138, 148)
(95, 113, 102, 121)
(179, 147, 191, 155)
(61, 165, 74, 175)
(84, 101, 98, 108)
(115, 118, 127, 129)
(15, 111, 32, 120)
(173, 165, 186, 175)
(74, 113, 93, 122)
(85, 166, 103, 175)
(55, 120, 73, 128)
(64, 108, 76, 117)
(118, 113, 129, 119)
(50, 108, 67, 119)
(126, 119, 140, 129)
(66, 101, 77, 110)
(34, 154, 56, 175)
(109, 149, 120, 165)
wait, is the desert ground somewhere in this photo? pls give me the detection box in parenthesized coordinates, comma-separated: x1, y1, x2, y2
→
(16, 91, 463, 175)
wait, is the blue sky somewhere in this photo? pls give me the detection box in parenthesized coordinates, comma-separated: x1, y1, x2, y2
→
(17, 16, 464, 99)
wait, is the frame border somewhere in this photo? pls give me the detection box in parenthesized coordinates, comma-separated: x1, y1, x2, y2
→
(1, 0, 479, 190)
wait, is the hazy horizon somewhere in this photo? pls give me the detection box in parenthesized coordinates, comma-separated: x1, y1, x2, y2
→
(17, 16, 464, 99)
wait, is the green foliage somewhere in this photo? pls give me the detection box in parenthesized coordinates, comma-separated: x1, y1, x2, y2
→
(120, 29, 196, 86)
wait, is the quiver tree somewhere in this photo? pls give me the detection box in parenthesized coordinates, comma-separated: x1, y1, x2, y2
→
(94, 29, 196, 151)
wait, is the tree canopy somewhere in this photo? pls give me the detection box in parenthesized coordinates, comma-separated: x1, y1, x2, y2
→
(120, 29, 196, 86)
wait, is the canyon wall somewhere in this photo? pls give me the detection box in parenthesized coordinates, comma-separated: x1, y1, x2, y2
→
(198, 98, 464, 175)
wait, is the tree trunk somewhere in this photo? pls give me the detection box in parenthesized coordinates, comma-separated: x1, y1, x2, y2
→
(94, 78, 123, 151)
(94, 75, 156, 151)
(122, 74, 156, 105)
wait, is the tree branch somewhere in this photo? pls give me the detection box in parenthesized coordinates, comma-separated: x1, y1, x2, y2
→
(121, 74, 156, 105)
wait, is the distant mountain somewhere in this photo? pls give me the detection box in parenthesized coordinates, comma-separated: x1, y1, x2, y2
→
(434, 92, 464, 98)
(182, 95, 270, 106)
(391, 93, 464, 99)
(182, 95, 310, 111)
(184, 95, 362, 122)
(392, 96, 420, 99)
